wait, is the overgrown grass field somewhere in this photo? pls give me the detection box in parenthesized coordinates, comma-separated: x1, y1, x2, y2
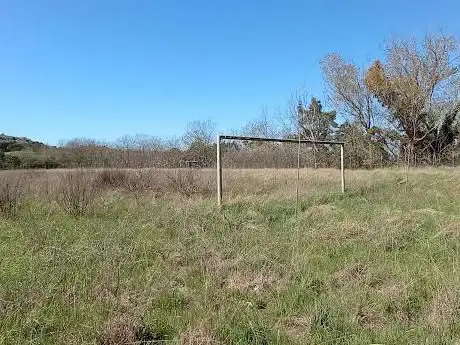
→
(1, 168, 460, 344)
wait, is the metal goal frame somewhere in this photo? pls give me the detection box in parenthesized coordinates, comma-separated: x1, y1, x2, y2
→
(216, 135, 345, 206)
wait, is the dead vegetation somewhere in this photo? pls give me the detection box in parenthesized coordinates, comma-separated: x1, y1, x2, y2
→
(99, 315, 137, 345)
(93, 169, 129, 189)
(55, 169, 98, 216)
(224, 271, 280, 293)
(426, 288, 460, 330)
(93, 168, 213, 198)
(99, 315, 164, 345)
(166, 169, 212, 198)
(179, 327, 219, 345)
(0, 173, 25, 216)
(330, 262, 368, 288)
(277, 316, 312, 342)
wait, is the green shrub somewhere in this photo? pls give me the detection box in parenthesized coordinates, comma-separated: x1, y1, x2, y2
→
(6, 142, 25, 152)
(3, 154, 21, 169)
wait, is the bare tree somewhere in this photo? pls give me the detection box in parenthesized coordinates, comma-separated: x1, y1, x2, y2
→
(133, 134, 158, 167)
(240, 108, 280, 138)
(321, 54, 385, 131)
(61, 138, 101, 167)
(182, 119, 216, 147)
(116, 135, 136, 167)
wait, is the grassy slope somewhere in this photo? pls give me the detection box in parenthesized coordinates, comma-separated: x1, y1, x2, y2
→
(1, 168, 460, 344)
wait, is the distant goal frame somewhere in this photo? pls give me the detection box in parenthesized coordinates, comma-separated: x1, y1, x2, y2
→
(216, 135, 345, 206)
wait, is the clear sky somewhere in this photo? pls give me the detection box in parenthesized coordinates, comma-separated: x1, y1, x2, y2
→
(1, 0, 460, 145)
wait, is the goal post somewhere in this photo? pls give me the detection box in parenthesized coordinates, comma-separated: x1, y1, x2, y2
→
(216, 135, 345, 206)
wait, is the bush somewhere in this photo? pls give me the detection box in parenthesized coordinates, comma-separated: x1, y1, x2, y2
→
(0, 174, 24, 216)
(55, 170, 97, 216)
(93, 169, 129, 189)
(21, 158, 47, 169)
(125, 169, 162, 193)
(6, 142, 25, 152)
(44, 158, 60, 169)
(0, 151, 4, 169)
(166, 169, 211, 197)
(3, 155, 21, 169)
(94, 169, 164, 200)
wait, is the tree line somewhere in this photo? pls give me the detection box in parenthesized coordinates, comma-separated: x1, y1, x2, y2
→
(2, 32, 460, 170)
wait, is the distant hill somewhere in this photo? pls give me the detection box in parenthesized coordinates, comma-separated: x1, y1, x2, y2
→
(0, 134, 46, 152)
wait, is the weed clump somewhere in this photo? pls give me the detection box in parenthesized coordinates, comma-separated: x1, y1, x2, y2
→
(99, 315, 136, 345)
(0, 174, 24, 216)
(94, 169, 164, 200)
(99, 315, 168, 345)
(55, 170, 97, 216)
(166, 169, 211, 197)
(179, 327, 220, 345)
(93, 169, 128, 189)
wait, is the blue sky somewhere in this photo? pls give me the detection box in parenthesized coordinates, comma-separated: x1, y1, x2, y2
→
(1, 0, 459, 145)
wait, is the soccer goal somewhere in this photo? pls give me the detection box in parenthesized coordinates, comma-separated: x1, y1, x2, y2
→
(216, 135, 345, 206)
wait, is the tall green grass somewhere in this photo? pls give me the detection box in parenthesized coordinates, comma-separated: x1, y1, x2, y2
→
(0, 168, 459, 344)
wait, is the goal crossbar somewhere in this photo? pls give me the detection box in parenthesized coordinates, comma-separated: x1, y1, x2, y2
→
(216, 135, 345, 206)
(219, 135, 344, 145)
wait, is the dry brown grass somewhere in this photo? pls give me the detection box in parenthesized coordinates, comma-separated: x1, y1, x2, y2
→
(224, 270, 280, 293)
(0, 173, 24, 216)
(93, 169, 129, 189)
(277, 316, 312, 342)
(99, 314, 137, 345)
(166, 169, 213, 197)
(93, 169, 164, 197)
(0, 166, 389, 203)
(99, 314, 166, 345)
(55, 170, 98, 216)
(329, 262, 369, 289)
(179, 327, 219, 345)
(353, 304, 383, 329)
(2, 165, 458, 200)
(426, 288, 460, 329)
